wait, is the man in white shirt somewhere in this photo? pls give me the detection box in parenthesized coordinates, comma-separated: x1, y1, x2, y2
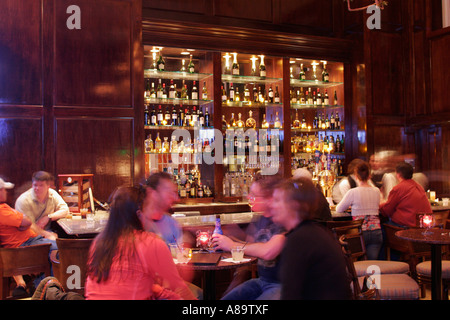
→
(15, 171, 69, 239)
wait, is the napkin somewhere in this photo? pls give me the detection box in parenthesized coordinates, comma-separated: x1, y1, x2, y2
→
(221, 258, 251, 264)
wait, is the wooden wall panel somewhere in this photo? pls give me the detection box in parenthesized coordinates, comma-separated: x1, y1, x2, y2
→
(0, 118, 43, 197)
(213, 0, 272, 22)
(143, 0, 207, 14)
(54, 0, 133, 107)
(430, 35, 450, 114)
(0, 0, 42, 105)
(279, 0, 334, 32)
(55, 118, 135, 201)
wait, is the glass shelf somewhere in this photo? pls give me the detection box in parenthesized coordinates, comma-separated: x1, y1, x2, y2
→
(291, 104, 344, 110)
(290, 79, 343, 88)
(222, 102, 283, 108)
(144, 125, 214, 130)
(291, 128, 345, 133)
(221, 74, 282, 85)
(146, 98, 213, 106)
(144, 69, 213, 81)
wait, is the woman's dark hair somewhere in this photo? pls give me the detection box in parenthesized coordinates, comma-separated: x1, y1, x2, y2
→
(87, 186, 145, 283)
(275, 177, 319, 222)
(355, 162, 371, 182)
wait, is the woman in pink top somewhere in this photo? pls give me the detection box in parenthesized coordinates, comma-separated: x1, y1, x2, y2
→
(85, 186, 196, 300)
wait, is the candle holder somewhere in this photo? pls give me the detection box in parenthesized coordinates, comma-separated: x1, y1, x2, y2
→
(196, 230, 212, 252)
(420, 213, 434, 235)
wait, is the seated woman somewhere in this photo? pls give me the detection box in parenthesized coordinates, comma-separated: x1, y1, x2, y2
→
(335, 161, 382, 260)
(271, 177, 351, 300)
(85, 186, 196, 300)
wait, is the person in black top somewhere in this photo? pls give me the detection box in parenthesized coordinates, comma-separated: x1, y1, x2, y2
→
(270, 177, 351, 300)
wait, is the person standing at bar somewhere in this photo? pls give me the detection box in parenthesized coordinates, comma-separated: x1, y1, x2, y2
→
(379, 162, 432, 228)
(335, 161, 382, 260)
(271, 177, 351, 300)
(212, 174, 285, 300)
(15, 171, 69, 238)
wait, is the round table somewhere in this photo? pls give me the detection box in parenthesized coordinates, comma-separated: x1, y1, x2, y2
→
(395, 228, 450, 300)
(176, 252, 256, 300)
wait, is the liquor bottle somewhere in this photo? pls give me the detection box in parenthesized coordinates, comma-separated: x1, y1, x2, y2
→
(307, 88, 313, 105)
(313, 113, 318, 129)
(191, 106, 198, 126)
(181, 84, 189, 100)
(164, 107, 171, 125)
(235, 86, 240, 102)
(330, 112, 335, 130)
(299, 88, 305, 104)
(150, 106, 157, 126)
(162, 137, 170, 153)
(221, 85, 227, 103)
(268, 86, 274, 103)
(213, 215, 223, 235)
(204, 107, 210, 127)
(180, 58, 186, 72)
(258, 86, 264, 103)
(171, 106, 178, 126)
(316, 88, 322, 106)
(157, 52, 165, 71)
(144, 79, 151, 105)
(259, 55, 266, 78)
(155, 132, 162, 153)
(293, 110, 300, 128)
(274, 111, 282, 129)
(179, 181, 187, 198)
(253, 84, 258, 103)
(202, 81, 208, 100)
(334, 90, 338, 106)
(156, 79, 163, 99)
(144, 105, 150, 125)
(191, 81, 198, 100)
(229, 113, 236, 128)
(162, 83, 167, 99)
(232, 53, 239, 75)
(197, 181, 204, 198)
(324, 89, 330, 105)
(290, 89, 297, 104)
(261, 113, 269, 128)
(170, 135, 178, 153)
(313, 91, 317, 105)
(325, 114, 330, 129)
(274, 86, 281, 104)
(157, 105, 163, 125)
(178, 106, 185, 127)
(322, 62, 329, 82)
(222, 114, 228, 128)
(244, 85, 250, 102)
(184, 108, 191, 127)
(299, 63, 306, 80)
(236, 113, 244, 128)
(145, 134, 153, 153)
(188, 54, 195, 73)
(336, 135, 341, 153)
(301, 113, 306, 129)
(246, 110, 256, 128)
(229, 83, 235, 102)
(318, 113, 322, 129)
(335, 112, 341, 130)
(198, 107, 204, 127)
(169, 80, 175, 99)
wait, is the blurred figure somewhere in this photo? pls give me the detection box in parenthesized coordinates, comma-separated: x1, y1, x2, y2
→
(293, 168, 332, 223)
(212, 173, 285, 300)
(85, 186, 196, 300)
(380, 162, 432, 228)
(271, 178, 351, 300)
(335, 161, 382, 260)
(15, 171, 69, 237)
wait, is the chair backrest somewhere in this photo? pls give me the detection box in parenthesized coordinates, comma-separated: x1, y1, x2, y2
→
(0, 244, 51, 300)
(338, 235, 378, 300)
(331, 224, 367, 261)
(326, 219, 364, 230)
(0, 244, 51, 277)
(52, 238, 93, 294)
(416, 211, 450, 229)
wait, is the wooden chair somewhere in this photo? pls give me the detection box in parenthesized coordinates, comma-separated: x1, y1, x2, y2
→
(326, 219, 364, 231)
(339, 234, 420, 300)
(332, 224, 410, 277)
(0, 244, 51, 300)
(50, 238, 93, 296)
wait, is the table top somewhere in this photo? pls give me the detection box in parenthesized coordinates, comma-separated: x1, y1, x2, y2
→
(396, 228, 450, 245)
(175, 252, 256, 271)
(57, 211, 109, 235)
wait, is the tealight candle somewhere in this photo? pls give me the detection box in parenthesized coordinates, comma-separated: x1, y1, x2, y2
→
(430, 191, 436, 202)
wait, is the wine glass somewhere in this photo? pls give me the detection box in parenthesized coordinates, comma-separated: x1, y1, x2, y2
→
(247, 195, 256, 212)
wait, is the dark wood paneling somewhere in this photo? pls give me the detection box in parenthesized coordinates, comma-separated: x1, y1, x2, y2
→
(0, 118, 43, 195)
(55, 118, 135, 201)
(143, 0, 207, 14)
(279, 0, 334, 33)
(0, 0, 42, 105)
(213, 0, 272, 22)
(430, 35, 450, 114)
(54, 0, 133, 107)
